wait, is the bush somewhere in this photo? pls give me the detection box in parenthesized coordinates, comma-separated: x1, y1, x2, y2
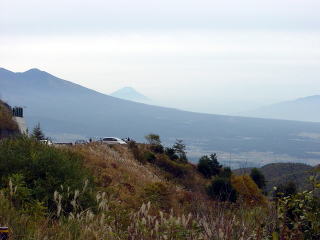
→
(231, 175, 267, 206)
(207, 177, 237, 202)
(165, 147, 179, 161)
(250, 168, 266, 190)
(0, 136, 95, 212)
(276, 189, 320, 239)
(143, 151, 156, 163)
(197, 154, 222, 178)
(128, 141, 145, 163)
(273, 182, 297, 199)
(145, 133, 161, 145)
(155, 155, 188, 178)
(150, 144, 164, 154)
(142, 182, 171, 210)
(219, 167, 232, 178)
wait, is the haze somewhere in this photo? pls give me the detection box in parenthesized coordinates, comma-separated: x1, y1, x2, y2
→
(1, 0, 320, 114)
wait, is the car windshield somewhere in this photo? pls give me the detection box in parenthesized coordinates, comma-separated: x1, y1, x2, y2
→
(103, 138, 117, 141)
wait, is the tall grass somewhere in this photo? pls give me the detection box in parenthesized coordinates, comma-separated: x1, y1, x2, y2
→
(0, 140, 319, 239)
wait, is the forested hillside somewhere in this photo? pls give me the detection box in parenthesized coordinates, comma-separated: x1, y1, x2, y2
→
(234, 163, 316, 192)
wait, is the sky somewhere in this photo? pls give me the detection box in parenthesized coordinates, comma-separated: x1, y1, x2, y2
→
(1, 0, 320, 114)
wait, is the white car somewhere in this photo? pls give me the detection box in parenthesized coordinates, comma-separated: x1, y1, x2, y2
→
(39, 139, 53, 145)
(101, 137, 127, 145)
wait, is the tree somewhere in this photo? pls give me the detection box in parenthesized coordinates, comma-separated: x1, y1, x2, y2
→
(274, 182, 297, 198)
(165, 147, 179, 161)
(207, 177, 237, 202)
(31, 123, 45, 140)
(145, 134, 164, 153)
(219, 167, 232, 178)
(250, 168, 266, 190)
(145, 133, 161, 145)
(172, 139, 187, 163)
(231, 175, 267, 205)
(197, 153, 222, 178)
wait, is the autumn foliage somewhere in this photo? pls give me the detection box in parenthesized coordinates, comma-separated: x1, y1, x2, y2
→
(231, 175, 267, 206)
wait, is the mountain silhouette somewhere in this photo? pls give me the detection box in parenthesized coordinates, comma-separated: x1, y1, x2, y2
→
(1, 67, 320, 164)
(111, 87, 150, 103)
(241, 95, 320, 122)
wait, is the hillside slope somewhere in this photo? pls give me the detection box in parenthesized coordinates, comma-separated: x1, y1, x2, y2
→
(0, 137, 283, 239)
(234, 162, 315, 192)
(1, 67, 320, 165)
(241, 95, 320, 122)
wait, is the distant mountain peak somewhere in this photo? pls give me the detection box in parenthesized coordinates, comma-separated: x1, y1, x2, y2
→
(110, 86, 150, 103)
(294, 95, 320, 102)
(240, 94, 320, 122)
(24, 68, 42, 73)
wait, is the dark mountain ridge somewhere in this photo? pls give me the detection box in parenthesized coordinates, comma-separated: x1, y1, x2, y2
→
(1, 67, 320, 165)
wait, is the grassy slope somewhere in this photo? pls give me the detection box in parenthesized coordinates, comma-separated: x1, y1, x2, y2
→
(0, 141, 276, 239)
(71, 143, 208, 214)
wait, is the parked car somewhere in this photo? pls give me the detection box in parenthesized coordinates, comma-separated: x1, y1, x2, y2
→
(39, 139, 53, 145)
(101, 137, 127, 145)
(75, 139, 88, 145)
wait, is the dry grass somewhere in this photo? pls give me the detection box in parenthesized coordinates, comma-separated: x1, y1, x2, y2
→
(1, 141, 308, 239)
(75, 143, 162, 185)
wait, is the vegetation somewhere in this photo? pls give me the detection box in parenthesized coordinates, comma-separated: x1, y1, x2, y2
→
(275, 175, 320, 239)
(0, 136, 94, 213)
(0, 133, 319, 239)
(273, 181, 297, 198)
(0, 100, 19, 137)
(234, 162, 314, 193)
(231, 175, 267, 205)
(207, 177, 237, 202)
(31, 123, 45, 140)
(250, 168, 266, 190)
(145, 133, 161, 145)
(197, 153, 222, 178)
(172, 139, 188, 163)
(145, 133, 164, 153)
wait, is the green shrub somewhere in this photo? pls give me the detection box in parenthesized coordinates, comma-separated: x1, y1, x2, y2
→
(0, 136, 95, 213)
(250, 168, 266, 190)
(145, 133, 161, 145)
(128, 141, 145, 163)
(150, 144, 164, 154)
(273, 182, 297, 199)
(197, 154, 222, 178)
(155, 155, 188, 178)
(142, 182, 171, 210)
(165, 147, 179, 161)
(219, 167, 232, 178)
(143, 151, 156, 163)
(207, 177, 237, 202)
(276, 190, 320, 239)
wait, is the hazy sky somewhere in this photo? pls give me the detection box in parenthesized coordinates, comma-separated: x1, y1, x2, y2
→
(1, 0, 320, 114)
